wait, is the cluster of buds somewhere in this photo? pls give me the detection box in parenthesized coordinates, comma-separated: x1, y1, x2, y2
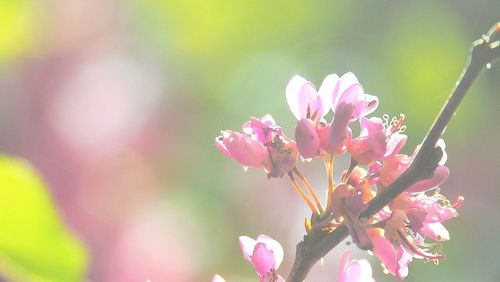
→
(214, 72, 461, 281)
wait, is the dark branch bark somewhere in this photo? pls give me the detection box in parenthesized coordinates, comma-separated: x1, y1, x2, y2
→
(287, 23, 500, 282)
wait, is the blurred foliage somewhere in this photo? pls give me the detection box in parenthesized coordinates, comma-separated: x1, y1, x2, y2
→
(0, 156, 87, 282)
(0, 0, 39, 64)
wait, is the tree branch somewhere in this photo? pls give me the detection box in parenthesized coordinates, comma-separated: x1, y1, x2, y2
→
(287, 23, 500, 282)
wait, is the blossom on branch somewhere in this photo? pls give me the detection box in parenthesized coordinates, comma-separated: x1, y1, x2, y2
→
(214, 71, 462, 281)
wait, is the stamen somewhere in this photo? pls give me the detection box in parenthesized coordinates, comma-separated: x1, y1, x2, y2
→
(322, 154, 334, 210)
(398, 230, 445, 260)
(329, 154, 335, 190)
(453, 196, 464, 209)
(288, 172, 320, 215)
(382, 114, 390, 127)
(389, 113, 406, 134)
(293, 168, 325, 213)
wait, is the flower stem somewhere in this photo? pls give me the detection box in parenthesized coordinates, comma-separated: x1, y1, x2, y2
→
(288, 172, 320, 215)
(293, 168, 324, 214)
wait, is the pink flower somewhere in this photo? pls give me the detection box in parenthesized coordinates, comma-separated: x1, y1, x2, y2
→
(216, 130, 269, 168)
(330, 73, 379, 122)
(322, 73, 379, 155)
(379, 139, 449, 192)
(337, 250, 375, 282)
(216, 115, 298, 177)
(286, 73, 380, 157)
(369, 191, 462, 280)
(286, 75, 331, 158)
(239, 235, 285, 282)
(409, 193, 461, 241)
(348, 116, 407, 165)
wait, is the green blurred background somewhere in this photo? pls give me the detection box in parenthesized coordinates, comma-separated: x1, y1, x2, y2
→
(0, 0, 498, 281)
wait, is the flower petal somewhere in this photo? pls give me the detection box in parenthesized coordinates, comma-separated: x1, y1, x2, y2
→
(396, 246, 413, 280)
(252, 243, 276, 276)
(318, 73, 340, 115)
(222, 131, 269, 168)
(215, 134, 234, 159)
(323, 102, 353, 154)
(406, 165, 449, 193)
(361, 94, 379, 117)
(286, 75, 308, 120)
(295, 118, 321, 159)
(337, 250, 351, 281)
(242, 115, 279, 144)
(256, 235, 284, 269)
(239, 236, 257, 261)
(370, 231, 397, 276)
(385, 133, 407, 158)
(298, 82, 322, 121)
(336, 84, 365, 121)
(422, 222, 450, 241)
(334, 72, 360, 109)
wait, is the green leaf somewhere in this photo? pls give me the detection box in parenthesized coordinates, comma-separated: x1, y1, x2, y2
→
(0, 155, 87, 282)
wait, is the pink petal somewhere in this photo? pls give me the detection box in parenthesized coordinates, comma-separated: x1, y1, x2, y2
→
(333, 72, 360, 109)
(396, 246, 413, 280)
(406, 165, 449, 193)
(242, 115, 278, 143)
(321, 124, 352, 155)
(252, 243, 276, 276)
(211, 274, 226, 282)
(336, 84, 365, 121)
(349, 118, 387, 165)
(338, 250, 375, 282)
(422, 222, 450, 241)
(361, 94, 379, 117)
(359, 117, 385, 138)
(323, 102, 353, 154)
(356, 259, 375, 282)
(340, 259, 374, 282)
(222, 131, 269, 168)
(286, 75, 308, 120)
(385, 133, 407, 158)
(417, 196, 457, 223)
(370, 231, 397, 275)
(239, 236, 257, 261)
(318, 73, 340, 115)
(295, 118, 321, 159)
(337, 250, 351, 280)
(215, 134, 234, 159)
(298, 82, 323, 121)
(255, 235, 284, 269)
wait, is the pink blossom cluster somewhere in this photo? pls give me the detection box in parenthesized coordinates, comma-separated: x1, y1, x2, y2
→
(212, 235, 373, 282)
(214, 72, 461, 281)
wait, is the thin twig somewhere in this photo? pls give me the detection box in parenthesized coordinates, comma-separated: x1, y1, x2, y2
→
(286, 23, 500, 282)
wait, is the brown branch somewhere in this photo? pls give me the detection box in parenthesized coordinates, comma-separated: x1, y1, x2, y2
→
(287, 23, 500, 282)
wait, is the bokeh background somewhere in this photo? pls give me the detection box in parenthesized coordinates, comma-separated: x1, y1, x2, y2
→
(0, 0, 498, 281)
